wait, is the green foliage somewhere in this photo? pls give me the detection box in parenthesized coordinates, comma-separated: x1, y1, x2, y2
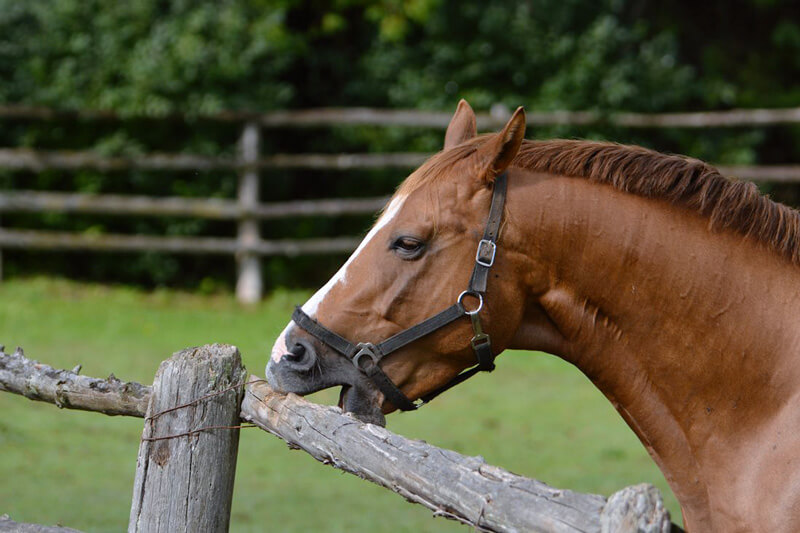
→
(0, 0, 298, 113)
(363, 2, 695, 112)
(0, 0, 797, 288)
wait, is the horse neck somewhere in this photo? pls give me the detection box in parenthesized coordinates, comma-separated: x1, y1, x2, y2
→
(506, 171, 800, 530)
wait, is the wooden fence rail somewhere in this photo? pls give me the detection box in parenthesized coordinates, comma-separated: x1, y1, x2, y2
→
(2, 103, 800, 129)
(0, 345, 676, 533)
(0, 346, 149, 416)
(0, 229, 362, 256)
(0, 147, 428, 171)
(0, 515, 81, 533)
(0, 190, 389, 220)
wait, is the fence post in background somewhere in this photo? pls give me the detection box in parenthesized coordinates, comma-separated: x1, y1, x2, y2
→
(236, 122, 262, 304)
(128, 344, 246, 533)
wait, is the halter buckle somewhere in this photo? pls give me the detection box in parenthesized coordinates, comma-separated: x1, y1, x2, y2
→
(467, 307, 490, 348)
(465, 299, 493, 365)
(471, 332, 490, 349)
(475, 239, 496, 267)
(353, 342, 380, 371)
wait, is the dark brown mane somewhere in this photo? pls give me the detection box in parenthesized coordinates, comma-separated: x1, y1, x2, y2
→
(399, 137, 800, 265)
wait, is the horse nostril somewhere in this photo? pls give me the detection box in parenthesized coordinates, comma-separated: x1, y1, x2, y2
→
(283, 340, 316, 371)
(287, 343, 307, 362)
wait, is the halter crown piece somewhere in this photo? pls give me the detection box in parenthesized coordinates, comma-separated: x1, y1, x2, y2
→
(291, 172, 508, 411)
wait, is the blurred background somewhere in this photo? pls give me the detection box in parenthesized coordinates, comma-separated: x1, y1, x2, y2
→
(0, 0, 798, 531)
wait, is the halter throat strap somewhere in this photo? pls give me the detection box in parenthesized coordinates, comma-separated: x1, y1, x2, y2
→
(291, 172, 508, 411)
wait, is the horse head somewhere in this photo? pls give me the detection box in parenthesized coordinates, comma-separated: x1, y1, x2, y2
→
(266, 101, 528, 425)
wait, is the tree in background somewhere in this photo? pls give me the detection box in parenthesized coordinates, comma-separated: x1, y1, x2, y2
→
(0, 0, 797, 288)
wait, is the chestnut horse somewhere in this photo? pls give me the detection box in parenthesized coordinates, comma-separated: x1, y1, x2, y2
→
(267, 100, 800, 532)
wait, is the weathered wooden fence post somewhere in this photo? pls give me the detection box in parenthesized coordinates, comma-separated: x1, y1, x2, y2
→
(128, 344, 246, 533)
(235, 122, 262, 304)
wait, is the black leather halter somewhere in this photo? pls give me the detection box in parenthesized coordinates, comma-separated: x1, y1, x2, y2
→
(291, 172, 508, 411)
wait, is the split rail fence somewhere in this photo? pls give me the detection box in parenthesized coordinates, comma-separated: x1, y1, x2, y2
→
(1, 104, 799, 302)
(0, 344, 679, 533)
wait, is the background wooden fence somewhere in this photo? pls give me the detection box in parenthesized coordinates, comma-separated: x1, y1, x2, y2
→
(1, 104, 799, 302)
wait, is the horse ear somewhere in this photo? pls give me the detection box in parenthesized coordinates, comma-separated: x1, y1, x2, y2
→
(444, 99, 477, 150)
(475, 106, 526, 183)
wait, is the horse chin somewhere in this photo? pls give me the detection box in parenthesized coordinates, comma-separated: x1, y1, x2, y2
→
(339, 384, 386, 427)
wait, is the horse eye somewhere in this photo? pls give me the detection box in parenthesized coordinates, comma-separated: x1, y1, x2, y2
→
(391, 236, 425, 258)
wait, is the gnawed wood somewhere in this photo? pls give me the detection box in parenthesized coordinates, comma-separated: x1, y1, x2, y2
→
(0, 514, 82, 532)
(241, 379, 674, 533)
(601, 485, 673, 533)
(128, 344, 246, 533)
(0, 346, 149, 417)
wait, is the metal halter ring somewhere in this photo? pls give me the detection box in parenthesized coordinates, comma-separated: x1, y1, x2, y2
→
(352, 342, 380, 370)
(457, 290, 484, 315)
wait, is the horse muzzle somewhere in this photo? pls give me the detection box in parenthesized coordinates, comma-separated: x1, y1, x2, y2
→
(266, 333, 320, 395)
(266, 327, 387, 426)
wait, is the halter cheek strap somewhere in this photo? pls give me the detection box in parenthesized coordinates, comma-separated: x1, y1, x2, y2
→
(290, 172, 508, 410)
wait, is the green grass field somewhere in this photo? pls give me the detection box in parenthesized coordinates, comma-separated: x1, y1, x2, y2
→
(0, 277, 679, 531)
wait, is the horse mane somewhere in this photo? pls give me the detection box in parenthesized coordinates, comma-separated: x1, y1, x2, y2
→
(397, 137, 800, 265)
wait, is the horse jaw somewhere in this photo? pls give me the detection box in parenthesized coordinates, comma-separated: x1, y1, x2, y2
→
(339, 384, 386, 426)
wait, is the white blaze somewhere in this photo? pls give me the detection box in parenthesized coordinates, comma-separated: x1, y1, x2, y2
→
(270, 195, 406, 361)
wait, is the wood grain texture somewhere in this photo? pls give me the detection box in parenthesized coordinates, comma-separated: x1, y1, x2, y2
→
(0, 346, 149, 417)
(241, 379, 673, 533)
(128, 344, 246, 533)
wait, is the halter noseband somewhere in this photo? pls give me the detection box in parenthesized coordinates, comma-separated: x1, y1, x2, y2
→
(291, 172, 508, 411)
